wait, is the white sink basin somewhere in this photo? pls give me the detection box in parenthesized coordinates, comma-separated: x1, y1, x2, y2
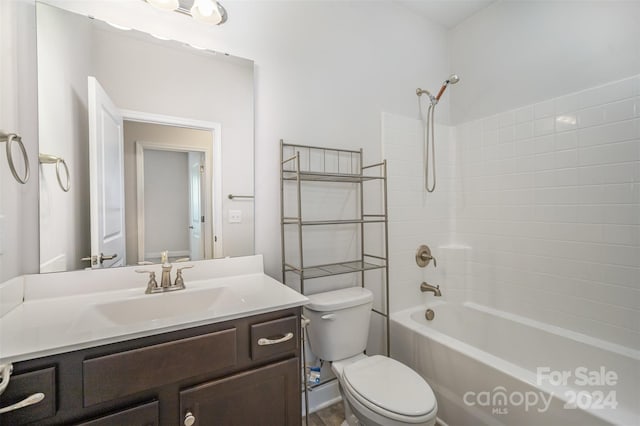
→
(92, 286, 240, 325)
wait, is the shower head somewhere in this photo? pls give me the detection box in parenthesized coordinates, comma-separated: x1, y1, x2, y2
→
(435, 73, 460, 101)
(447, 74, 460, 85)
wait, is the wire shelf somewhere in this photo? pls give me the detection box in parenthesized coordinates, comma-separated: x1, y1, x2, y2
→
(285, 260, 386, 280)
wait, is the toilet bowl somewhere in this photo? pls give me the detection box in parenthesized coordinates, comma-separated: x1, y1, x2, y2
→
(304, 287, 437, 426)
(333, 354, 437, 426)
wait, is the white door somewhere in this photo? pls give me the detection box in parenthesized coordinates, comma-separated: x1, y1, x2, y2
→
(88, 77, 126, 268)
(188, 152, 204, 261)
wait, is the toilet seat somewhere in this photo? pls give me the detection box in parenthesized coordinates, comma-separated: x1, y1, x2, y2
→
(341, 355, 437, 423)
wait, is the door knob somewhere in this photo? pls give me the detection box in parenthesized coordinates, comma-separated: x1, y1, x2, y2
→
(81, 255, 97, 266)
(184, 411, 196, 426)
(98, 253, 117, 264)
(81, 253, 117, 265)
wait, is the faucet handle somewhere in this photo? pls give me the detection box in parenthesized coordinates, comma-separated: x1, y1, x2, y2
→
(174, 265, 193, 289)
(136, 270, 160, 294)
(416, 245, 437, 268)
(175, 257, 191, 263)
(176, 265, 194, 272)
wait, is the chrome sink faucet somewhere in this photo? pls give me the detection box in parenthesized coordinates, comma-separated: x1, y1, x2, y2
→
(136, 251, 193, 294)
(420, 281, 441, 296)
(160, 250, 172, 289)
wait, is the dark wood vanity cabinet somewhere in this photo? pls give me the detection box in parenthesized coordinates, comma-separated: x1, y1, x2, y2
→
(179, 357, 299, 425)
(0, 307, 302, 426)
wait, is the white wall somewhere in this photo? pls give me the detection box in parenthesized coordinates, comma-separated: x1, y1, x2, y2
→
(449, 0, 640, 124)
(37, 3, 92, 272)
(44, 0, 450, 279)
(0, 0, 39, 280)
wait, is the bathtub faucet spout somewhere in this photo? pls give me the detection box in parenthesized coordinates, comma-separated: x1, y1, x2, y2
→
(420, 282, 441, 296)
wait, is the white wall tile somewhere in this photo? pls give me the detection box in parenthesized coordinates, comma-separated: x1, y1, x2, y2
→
(555, 114, 577, 132)
(604, 99, 636, 123)
(514, 105, 533, 123)
(555, 130, 578, 150)
(513, 122, 533, 140)
(579, 77, 635, 109)
(578, 119, 637, 147)
(451, 75, 640, 349)
(534, 117, 555, 136)
(578, 105, 605, 128)
(555, 93, 580, 115)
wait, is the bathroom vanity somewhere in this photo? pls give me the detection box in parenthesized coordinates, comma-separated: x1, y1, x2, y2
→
(0, 256, 307, 425)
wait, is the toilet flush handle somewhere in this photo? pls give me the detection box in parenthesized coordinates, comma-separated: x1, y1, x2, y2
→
(320, 313, 336, 321)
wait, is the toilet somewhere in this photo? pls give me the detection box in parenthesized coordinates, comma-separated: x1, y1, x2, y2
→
(304, 287, 437, 426)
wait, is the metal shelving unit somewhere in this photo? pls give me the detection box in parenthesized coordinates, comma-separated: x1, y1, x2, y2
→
(280, 140, 390, 355)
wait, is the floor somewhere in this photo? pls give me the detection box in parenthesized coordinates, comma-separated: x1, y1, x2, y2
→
(303, 401, 345, 426)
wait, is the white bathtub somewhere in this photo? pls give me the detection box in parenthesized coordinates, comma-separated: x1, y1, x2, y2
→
(390, 301, 639, 426)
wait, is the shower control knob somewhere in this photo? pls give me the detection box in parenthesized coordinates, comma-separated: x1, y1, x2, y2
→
(416, 245, 436, 268)
(184, 411, 196, 426)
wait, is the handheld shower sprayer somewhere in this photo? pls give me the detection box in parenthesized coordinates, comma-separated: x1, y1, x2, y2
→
(417, 74, 459, 106)
(435, 74, 460, 101)
(416, 73, 460, 192)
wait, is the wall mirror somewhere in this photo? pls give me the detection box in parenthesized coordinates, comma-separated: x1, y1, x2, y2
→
(37, 2, 254, 273)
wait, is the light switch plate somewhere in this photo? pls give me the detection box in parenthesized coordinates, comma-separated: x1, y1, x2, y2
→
(229, 209, 242, 223)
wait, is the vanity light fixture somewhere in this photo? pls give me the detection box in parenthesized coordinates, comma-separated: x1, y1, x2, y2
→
(145, 0, 228, 25)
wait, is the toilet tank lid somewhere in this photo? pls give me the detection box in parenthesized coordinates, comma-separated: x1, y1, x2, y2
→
(305, 287, 373, 312)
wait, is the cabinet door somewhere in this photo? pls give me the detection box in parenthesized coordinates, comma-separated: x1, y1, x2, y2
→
(76, 401, 159, 426)
(180, 357, 300, 426)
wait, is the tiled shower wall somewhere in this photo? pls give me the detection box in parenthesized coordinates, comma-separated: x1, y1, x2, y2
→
(383, 112, 461, 313)
(455, 75, 640, 349)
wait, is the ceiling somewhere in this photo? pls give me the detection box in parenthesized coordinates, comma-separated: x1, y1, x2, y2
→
(395, 0, 496, 28)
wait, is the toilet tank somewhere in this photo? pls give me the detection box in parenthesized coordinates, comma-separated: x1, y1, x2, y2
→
(304, 287, 374, 361)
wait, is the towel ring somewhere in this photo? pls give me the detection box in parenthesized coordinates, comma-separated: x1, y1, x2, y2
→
(39, 153, 70, 192)
(1, 133, 30, 184)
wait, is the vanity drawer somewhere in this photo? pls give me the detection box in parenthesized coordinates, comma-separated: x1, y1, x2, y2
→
(83, 328, 237, 406)
(0, 366, 56, 425)
(76, 400, 159, 426)
(250, 315, 298, 361)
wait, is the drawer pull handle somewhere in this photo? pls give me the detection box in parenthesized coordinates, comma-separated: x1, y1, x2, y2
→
(0, 363, 12, 395)
(0, 392, 45, 414)
(258, 332, 294, 346)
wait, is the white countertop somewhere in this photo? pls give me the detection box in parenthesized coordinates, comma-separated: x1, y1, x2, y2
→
(0, 256, 308, 364)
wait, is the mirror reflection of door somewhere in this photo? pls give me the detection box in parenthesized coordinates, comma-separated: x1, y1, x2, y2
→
(140, 149, 205, 262)
(88, 76, 126, 269)
(129, 121, 216, 265)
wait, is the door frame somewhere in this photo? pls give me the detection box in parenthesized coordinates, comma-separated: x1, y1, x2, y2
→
(123, 109, 223, 260)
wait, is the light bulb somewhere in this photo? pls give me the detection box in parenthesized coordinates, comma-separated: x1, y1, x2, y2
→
(191, 0, 222, 24)
(146, 0, 179, 11)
